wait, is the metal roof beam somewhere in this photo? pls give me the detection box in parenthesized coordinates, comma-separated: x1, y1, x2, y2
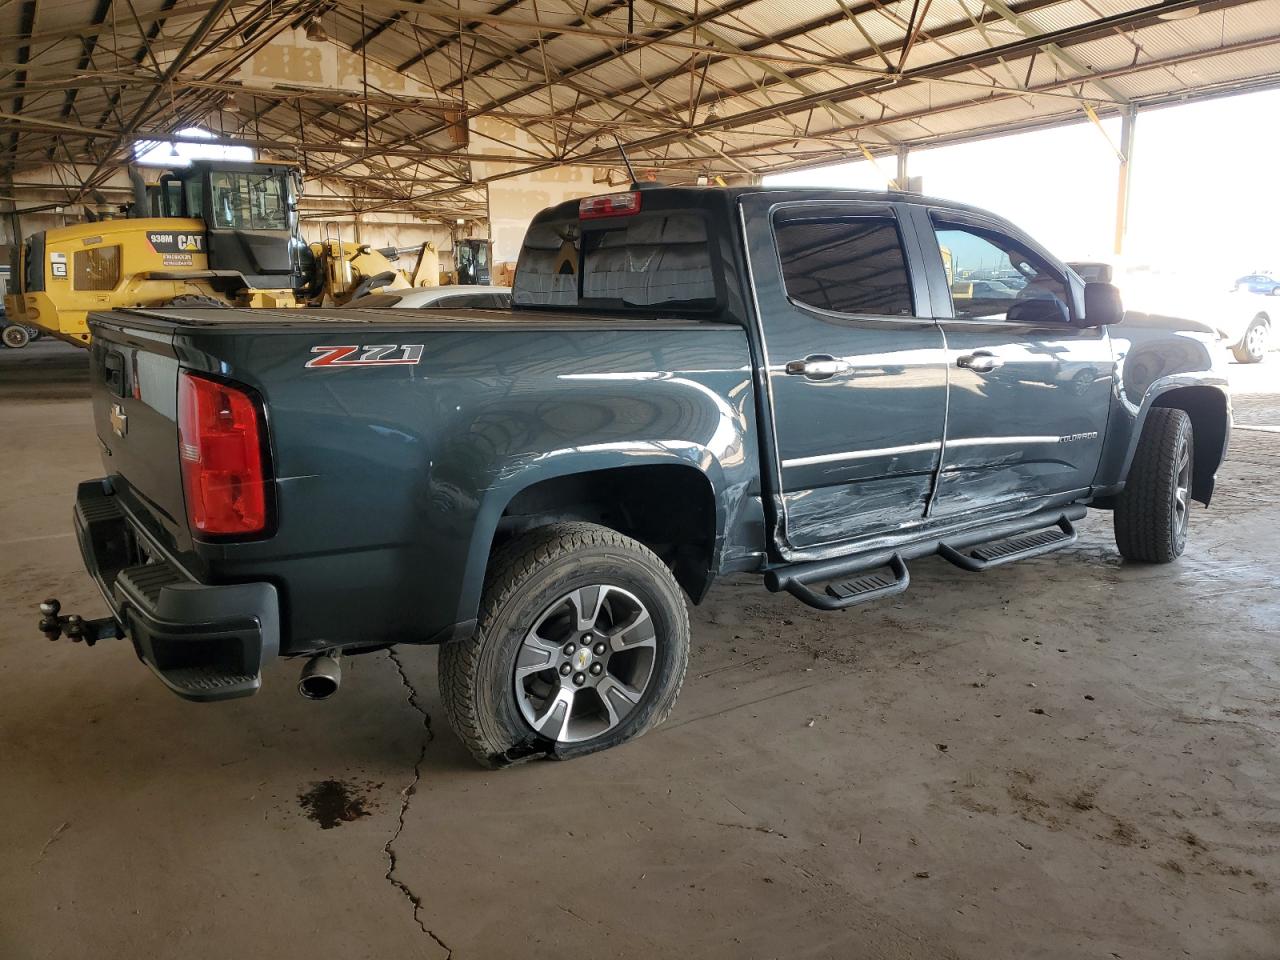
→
(586, 0, 1218, 162)
(480, 0, 1067, 136)
(718, 31, 1280, 165)
(979, 0, 1130, 103)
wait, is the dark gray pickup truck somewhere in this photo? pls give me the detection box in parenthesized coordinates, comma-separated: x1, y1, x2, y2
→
(44, 186, 1231, 767)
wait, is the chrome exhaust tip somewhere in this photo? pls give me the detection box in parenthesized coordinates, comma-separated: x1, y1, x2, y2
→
(298, 653, 341, 700)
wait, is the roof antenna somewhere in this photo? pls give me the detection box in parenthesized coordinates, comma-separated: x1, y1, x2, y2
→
(614, 135, 640, 187)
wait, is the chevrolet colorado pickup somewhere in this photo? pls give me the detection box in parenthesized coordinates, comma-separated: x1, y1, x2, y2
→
(44, 186, 1231, 767)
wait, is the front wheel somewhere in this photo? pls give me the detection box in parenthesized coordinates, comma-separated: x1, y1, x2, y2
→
(1232, 316, 1269, 363)
(1114, 408, 1194, 563)
(439, 523, 690, 767)
(2, 324, 30, 349)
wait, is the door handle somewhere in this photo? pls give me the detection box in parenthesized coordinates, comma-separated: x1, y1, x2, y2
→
(785, 355, 852, 380)
(956, 351, 1003, 373)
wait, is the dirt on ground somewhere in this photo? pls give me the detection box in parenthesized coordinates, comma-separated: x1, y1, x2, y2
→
(0, 342, 1277, 959)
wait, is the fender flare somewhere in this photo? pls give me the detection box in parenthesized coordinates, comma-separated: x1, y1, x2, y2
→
(449, 442, 731, 631)
(1112, 374, 1230, 505)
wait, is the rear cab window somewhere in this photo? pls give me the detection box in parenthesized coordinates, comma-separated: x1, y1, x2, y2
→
(513, 193, 721, 314)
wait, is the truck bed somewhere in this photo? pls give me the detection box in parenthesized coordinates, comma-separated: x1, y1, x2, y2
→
(86, 305, 760, 659)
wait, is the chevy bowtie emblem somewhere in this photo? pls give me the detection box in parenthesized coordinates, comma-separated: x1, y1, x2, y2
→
(110, 402, 128, 438)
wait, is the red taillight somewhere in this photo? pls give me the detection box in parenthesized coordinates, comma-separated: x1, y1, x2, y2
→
(579, 191, 642, 219)
(177, 371, 270, 537)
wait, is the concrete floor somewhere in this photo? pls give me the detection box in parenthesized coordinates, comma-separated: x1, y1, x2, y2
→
(2, 340, 1278, 960)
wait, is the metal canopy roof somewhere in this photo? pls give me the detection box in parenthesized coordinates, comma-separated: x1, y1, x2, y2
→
(2, 0, 1278, 219)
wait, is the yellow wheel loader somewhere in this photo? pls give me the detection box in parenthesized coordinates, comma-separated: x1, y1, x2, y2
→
(3, 160, 440, 345)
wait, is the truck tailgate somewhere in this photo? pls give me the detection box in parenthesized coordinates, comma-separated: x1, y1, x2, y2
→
(88, 316, 192, 554)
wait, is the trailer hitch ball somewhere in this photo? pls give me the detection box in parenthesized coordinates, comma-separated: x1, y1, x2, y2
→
(35, 599, 123, 645)
(39, 598, 62, 640)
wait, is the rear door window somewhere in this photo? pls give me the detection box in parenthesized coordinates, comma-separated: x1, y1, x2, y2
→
(773, 213, 914, 317)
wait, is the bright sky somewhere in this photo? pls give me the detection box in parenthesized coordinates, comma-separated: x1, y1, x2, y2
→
(766, 88, 1280, 287)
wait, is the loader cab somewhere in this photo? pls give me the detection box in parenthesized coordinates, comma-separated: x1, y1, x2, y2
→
(454, 239, 492, 285)
(158, 160, 309, 292)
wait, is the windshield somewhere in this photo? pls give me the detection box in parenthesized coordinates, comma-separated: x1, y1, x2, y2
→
(209, 171, 288, 230)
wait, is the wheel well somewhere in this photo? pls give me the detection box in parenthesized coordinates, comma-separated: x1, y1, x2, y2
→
(495, 465, 718, 602)
(1150, 386, 1228, 505)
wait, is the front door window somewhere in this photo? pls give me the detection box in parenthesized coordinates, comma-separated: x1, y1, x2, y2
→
(934, 224, 1068, 322)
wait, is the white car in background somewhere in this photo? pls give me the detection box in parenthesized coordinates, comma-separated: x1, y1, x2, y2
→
(347, 285, 512, 310)
(1069, 262, 1271, 364)
(1221, 303, 1272, 364)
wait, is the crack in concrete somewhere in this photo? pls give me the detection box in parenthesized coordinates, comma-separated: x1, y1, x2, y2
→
(384, 648, 452, 958)
(33, 820, 69, 866)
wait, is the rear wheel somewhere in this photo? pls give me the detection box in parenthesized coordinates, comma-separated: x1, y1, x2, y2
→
(1114, 408, 1194, 563)
(2, 324, 30, 349)
(1232, 315, 1269, 363)
(439, 522, 690, 767)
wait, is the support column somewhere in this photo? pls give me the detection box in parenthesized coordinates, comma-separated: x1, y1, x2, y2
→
(1113, 107, 1137, 257)
(896, 146, 909, 191)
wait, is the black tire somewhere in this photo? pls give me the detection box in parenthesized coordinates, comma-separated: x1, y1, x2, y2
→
(1114, 408, 1194, 563)
(2, 324, 30, 349)
(1231, 315, 1269, 364)
(161, 294, 230, 309)
(439, 522, 690, 768)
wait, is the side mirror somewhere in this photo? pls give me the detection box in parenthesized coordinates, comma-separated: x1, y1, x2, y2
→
(1007, 296, 1070, 325)
(1083, 281, 1123, 327)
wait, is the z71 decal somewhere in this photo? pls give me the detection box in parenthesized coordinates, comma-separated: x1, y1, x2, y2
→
(306, 344, 425, 368)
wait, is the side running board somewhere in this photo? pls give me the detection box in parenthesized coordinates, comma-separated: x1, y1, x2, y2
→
(938, 516, 1077, 572)
(765, 506, 1086, 612)
(777, 554, 909, 612)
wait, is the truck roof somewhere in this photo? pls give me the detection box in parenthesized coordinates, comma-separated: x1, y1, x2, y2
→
(534, 183, 1003, 225)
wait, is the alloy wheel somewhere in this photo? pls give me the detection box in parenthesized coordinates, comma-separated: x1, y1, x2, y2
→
(1173, 435, 1192, 540)
(513, 584, 657, 744)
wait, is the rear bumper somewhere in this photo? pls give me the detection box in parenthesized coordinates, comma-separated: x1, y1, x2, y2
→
(74, 478, 279, 701)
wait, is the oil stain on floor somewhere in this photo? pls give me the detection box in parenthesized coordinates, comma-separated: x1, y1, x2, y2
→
(297, 779, 376, 829)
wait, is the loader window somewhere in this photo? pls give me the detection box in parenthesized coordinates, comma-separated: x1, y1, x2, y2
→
(209, 171, 288, 231)
(73, 246, 121, 291)
(185, 178, 203, 220)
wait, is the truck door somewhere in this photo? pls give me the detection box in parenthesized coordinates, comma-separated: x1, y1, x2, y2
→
(910, 208, 1114, 517)
(740, 195, 948, 551)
